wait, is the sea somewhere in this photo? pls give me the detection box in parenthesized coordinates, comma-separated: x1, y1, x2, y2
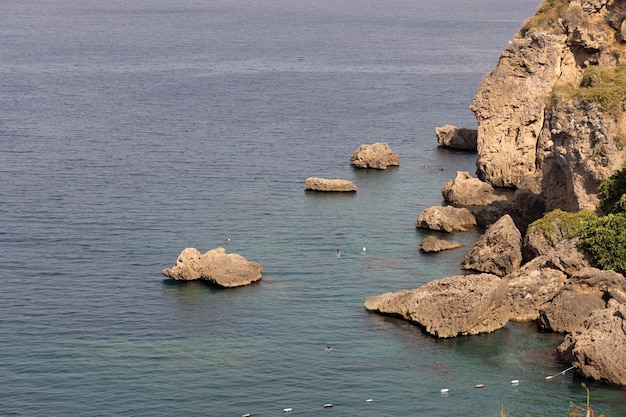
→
(2, 0, 625, 416)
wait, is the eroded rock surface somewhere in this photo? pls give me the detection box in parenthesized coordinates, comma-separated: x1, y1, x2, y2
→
(162, 247, 263, 287)
(364, 273, 508, 338)
(416, 206, 476, 232)
(350, 142, 400, 169)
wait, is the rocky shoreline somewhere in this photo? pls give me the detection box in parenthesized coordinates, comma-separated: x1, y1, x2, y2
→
(367, 0, 626, 387)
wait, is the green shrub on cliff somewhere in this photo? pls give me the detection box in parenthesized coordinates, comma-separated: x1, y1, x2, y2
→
(577, 213, 626, 274)
(574, 162, 626, 274)
(598, 161, 626, 215)
(578, 64, 626, 118)
(525, 208, 596, 247)
(519, 0, 569, 37)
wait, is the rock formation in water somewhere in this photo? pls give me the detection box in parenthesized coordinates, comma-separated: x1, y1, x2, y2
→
(304, 177, 357, 192)
(441, 171, 508, 206)
(435, 125, 478, 151)
(470, 0, 626, 212)
(416, 205, 476, 232)
(462, 214, 522, 277)
(162, 247, 263, 287)
(367, 0, 626, 386)
(350, 142, 400, 169)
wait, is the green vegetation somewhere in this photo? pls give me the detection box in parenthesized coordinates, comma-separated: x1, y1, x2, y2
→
(598, 161, 626, 215)
(525, 208, 596, 247)
(550, 64, 626, 118)
(577, 213, 626, 274)
(577, 64, 626, 117)
(519, 0, 569, 37)
(576, 162, 626, 274)
(525, 163, 626, 274)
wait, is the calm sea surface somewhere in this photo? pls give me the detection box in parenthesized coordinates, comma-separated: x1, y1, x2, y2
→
(2, 0, 625, 416)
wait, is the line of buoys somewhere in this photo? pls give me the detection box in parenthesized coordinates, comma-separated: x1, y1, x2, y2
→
(439, 379, 523, 394)
(545, 365, 577, 380)
(242, 368, 577, 415)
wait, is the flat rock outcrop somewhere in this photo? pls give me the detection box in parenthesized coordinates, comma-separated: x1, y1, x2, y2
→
(304, 177, 357, 192)
(557, 303, 626, 386)
(350, 142, 400, 169)
(441, 171, 508, 207)
(462, 214, 522, 277)
(364, 273, 508, 338)
(416, 205, 476, 232)
(435, 125, 477, 151)
(420, 235, 462, 253)
(162, 247, 263, 287)
(470, 1, 626, 210)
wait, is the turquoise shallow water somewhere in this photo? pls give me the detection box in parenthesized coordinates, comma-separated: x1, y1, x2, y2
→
(2, 0, 626, 416)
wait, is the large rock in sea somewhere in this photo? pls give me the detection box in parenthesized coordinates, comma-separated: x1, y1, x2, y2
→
(441, 171, 507, 207)
(364, 273, 509, 338)
(350, 142, 400, 169)
(557, 302, 626, 386)
(162, 247, 263, 287)
(539, 267, 626, 333)
(462, 214, 522, 277)
(470, 2, 626, 210)
(435, 125, 477, 151)
(304, 177, 357, 192)
(416, 205, 476, 232)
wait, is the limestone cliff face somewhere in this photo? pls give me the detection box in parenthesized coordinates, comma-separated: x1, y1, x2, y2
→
(471, 0, 626, 211)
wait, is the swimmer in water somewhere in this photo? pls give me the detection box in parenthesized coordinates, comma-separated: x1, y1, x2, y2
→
(336, 249, 342, 257)
(325, 345, 332, 352)
(361, 247, 366, 254)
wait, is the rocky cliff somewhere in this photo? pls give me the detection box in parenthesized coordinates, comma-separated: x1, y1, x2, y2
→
(471, 0, 626, 212)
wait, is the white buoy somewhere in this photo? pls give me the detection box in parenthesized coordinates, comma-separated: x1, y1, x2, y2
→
(242, 414, 251, 417)
(511, 380, 520, 385)
(440, 388, 449, 393)
(283, 408, 293, 413)
(365, 399, 374, 402)
(323, 403, 333, 408)
(475, 384, 484, 388)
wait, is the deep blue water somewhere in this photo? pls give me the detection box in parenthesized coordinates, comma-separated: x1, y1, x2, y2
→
(2, 0, 625, 416)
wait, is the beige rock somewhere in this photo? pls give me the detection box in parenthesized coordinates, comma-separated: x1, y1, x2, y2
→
(470, 1, 626, 210)
(350, 142, 400, 169)
(441, 171, 507, 207)
(416, 205, 476, 232)
(435, 125, 477, 151)
(365, 273, 508, 338)
(162, 247, 263, 287)
(462, 214, 522, 277)
(304, 177, 357, 192)
(558, 303, 626, 386)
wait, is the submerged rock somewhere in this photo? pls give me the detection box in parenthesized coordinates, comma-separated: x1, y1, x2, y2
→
(420, 235, 462, 253)
(162, 247, 263, 287)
